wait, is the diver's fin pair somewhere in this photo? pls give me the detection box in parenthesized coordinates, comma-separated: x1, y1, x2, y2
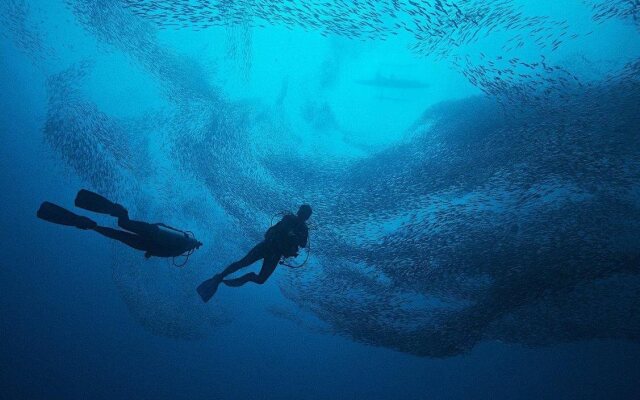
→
(37, 202, 97, 230)
(197, 275, 223, 303)
(37, 190, 126, 229)
(74, 189, 128, 218)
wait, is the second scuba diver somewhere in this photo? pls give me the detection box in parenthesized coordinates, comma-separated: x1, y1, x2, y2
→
(37, 189, 202, 260)
(197, 204, 312, 302)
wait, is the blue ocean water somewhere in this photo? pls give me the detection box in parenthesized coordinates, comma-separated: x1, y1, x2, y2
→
(1, 0, 640, 399)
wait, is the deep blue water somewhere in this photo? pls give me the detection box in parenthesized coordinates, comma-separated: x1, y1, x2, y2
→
(2, 1, 640, 399)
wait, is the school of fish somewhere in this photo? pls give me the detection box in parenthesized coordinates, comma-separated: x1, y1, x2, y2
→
(2, 0, 639, 355)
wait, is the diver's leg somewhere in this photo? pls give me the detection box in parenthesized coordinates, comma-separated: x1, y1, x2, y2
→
(197, 242, 269, 302)
(217, 242, 268, 279)
(223, 253, 280, 287)
(118, 217, 158, 236)
(92, 226, 149, 252)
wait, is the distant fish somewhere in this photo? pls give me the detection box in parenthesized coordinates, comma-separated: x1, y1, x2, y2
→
(356, 74, 430, 89)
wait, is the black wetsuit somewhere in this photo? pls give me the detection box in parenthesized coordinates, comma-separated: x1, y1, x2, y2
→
(36, 190, 201, 259)
(93, 217, 197, 258)
(220, 214, 309, 287)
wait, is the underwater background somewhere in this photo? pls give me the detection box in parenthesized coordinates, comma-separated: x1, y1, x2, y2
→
(1, 0, 640, 399)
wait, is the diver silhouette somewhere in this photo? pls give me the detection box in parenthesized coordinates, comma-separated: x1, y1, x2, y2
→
(37, 189, 202, 259)
(197, 204, 312, 302)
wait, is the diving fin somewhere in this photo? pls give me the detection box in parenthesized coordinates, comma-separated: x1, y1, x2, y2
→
(37, 202, 97, 230)
(197, 275, 222, 303)
(74, 189, 128, 218)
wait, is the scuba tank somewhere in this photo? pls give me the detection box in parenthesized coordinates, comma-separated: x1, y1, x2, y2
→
(149, 223, 202, 267)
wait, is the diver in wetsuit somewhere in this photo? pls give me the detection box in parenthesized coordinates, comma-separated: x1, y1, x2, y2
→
(197, 204, 312, 302)
(37, 189, 202, 259)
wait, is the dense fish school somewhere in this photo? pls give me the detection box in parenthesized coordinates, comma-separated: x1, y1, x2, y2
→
(2, 0, 639, 355)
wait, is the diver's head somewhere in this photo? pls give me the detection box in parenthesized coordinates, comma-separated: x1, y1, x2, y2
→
(297, 204, 312, 221)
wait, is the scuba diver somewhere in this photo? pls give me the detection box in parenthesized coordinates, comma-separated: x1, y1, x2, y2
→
(37, 189, 202, 260)
(197, 204, 312, 302)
